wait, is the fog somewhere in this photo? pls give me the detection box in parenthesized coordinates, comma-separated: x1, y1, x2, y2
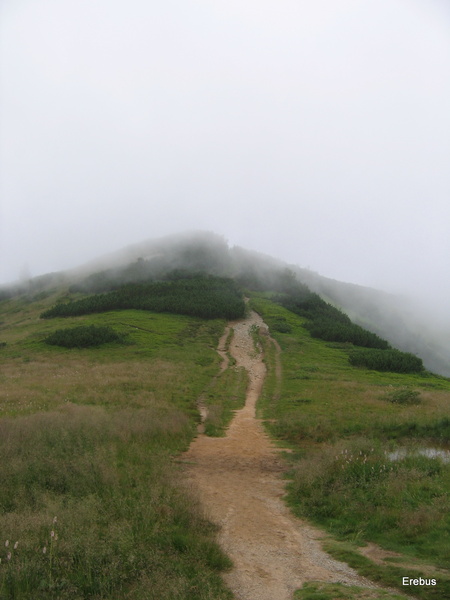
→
(1, 1, 450, 320)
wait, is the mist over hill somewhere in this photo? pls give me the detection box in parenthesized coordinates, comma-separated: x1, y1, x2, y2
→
(1, 231, 449, 376)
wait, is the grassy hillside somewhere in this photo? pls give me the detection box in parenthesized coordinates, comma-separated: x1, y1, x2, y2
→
(0, 289, 241, 599)
(1, 258, 449, 600)
(3, 230, 448, 376)
(251, 294, 450, 599)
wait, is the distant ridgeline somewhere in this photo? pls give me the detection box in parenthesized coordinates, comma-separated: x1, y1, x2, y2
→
(41, 275, 245, 321)
(39, 258, 424, 373)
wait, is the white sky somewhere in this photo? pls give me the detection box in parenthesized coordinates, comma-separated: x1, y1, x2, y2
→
(1, 0, 450, 306)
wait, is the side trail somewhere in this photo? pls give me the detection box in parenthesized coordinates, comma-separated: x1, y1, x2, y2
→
(182, 310, 378, 600)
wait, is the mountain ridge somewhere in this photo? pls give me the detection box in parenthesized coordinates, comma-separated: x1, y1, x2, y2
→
(1, 231, 448, 376)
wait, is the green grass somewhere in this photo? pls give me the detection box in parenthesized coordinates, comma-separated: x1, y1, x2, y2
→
(0, 297, 225, 418)
(203, 326, 248, 436)
(286, 441, 450, 567)
(2, 284, 449, 599)
(0, 292, 235, 599)
(0, 405, 233, 599)
(250, 294, 450, 599)
(203, 366, 248, 436)
(295, 581, 407, 600)
(251, 296, 450, 445)
(322, 541, 449, 600)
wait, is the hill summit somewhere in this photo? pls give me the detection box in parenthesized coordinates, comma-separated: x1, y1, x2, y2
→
(1, 231, 449, 376)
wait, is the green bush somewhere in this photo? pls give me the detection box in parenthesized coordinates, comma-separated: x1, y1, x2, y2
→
(276, 292, 390, 349)
(349, 348, 424, 373)
(385, 387, 422, 405)
(273, 319, 292, 333)
(44, 325, 125, 348)
(305, 318, 389, 349)
(41, 276, 245, 321)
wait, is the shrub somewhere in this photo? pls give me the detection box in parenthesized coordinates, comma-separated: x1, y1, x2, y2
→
(41, 276, 245, 321)
(348, 348, 424, 373)
(44, 325, 125, 348)
(276, 292, 390, 349)
(304, 318, 389, 349)
(273, 320, 292, 333)
(385, 387, 422, 405)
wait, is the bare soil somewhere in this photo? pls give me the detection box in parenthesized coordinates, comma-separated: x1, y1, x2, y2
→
(183, 311, 382, 600)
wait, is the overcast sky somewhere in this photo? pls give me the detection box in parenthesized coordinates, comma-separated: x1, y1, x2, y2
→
(1, 0, 449, 306)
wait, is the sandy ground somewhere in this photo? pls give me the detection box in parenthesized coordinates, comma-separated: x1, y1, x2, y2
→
(183, 311, 379, 600)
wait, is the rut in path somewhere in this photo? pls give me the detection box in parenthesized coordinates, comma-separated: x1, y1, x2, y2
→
(183, 311, 378, 600)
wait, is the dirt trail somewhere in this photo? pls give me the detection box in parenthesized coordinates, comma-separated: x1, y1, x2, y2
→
(183, 311, 377, 600)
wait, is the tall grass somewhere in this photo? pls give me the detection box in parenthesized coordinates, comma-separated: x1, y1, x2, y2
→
(286, 438, 450, 567)
(0, 299, 235, 598)
(0, 404, 233, 599)
(250, 294, 450, 598)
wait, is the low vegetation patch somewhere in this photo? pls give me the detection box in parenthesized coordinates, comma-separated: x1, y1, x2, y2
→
(384, 387, 422, 405)
(275, 289, 389, 349)
(377, 417, 450, 443)
(203, 366, 248, 436)
(323, 541, 449, 600)
(41, 275, 245, 321)
(44, 324, 126, 348)
(305, 317, 389, 349)
(295, 581, 407, 600)
(349, 348, 424, 374)
(272, 316, 292, 333)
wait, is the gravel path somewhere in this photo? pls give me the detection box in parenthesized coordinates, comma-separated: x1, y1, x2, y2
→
(183, 311, 378, 600)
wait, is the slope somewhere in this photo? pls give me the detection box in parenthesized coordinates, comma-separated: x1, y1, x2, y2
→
(1, 266, 449, 599)
(0, 288, 238, 599)
(183, 310, 385, 600)
(1, 231, 447, 376)
(251, 294, 450, 599)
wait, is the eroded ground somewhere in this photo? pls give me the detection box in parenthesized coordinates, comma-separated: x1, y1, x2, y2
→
(183, 311, 383, 600)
